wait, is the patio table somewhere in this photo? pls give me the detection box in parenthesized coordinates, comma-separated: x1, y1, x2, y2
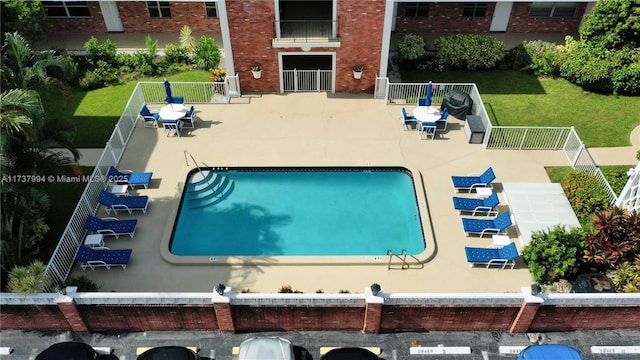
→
(159, 103, 187, 121)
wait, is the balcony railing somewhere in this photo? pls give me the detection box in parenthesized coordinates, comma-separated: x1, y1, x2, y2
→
(273, 20, 339, 44)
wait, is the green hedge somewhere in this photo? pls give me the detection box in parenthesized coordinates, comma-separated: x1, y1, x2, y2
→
(434, 34, 504, 71)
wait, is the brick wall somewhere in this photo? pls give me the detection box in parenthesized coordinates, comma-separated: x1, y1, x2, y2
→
(228, 0, 384, 93)
(79, 305, 219, 332)
(3, 300, 639, 333)
(529, 306, 640, 332)
(507, 3, 585, 33)
(232, 306, 365, 332)
(394, 2, 584, 34)
(47, 2, 221, 34)
(394, 3, 496, 34)
(0, 305, 71, 331)
(379, 305, 521, 332)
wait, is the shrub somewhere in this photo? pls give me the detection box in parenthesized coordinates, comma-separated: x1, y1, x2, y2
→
(163, 44, 190, 65)
(79, 60, 119, 89)
(522, 226, 586, 284)
(562, 170, 610, 226)
(66, 275, 100, 291)
(193, 35, 221, 70)
(584, 207, 640, 268)
(558, 38, 640, 95)
(209, 68, 226, 82)
(435, 34, 504, 71)
(521, 40, 560, 77)
(397, 33, 426, 61)
(83, 36, 118, 66)
(610, 262, 640, 293)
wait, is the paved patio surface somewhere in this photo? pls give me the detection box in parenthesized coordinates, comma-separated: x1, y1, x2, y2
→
(66, 92, 608, 294)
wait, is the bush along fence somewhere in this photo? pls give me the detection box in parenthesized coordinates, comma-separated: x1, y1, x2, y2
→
(1, 286, 639, 333)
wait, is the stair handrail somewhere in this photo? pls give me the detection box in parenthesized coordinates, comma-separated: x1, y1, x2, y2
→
(184, 150, 212, 187)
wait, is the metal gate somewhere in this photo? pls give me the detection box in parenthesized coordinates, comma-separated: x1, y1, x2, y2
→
(283, 69, 333, 92)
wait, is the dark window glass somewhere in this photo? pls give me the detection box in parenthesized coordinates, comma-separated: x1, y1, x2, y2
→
(463, 3, 488, 17)
(42, 1, 90, 18)
(205, 2, 218, 18)
(530, 2, 577, 17)
(147, 1, 171, 18)
(405, 3, 429, 17)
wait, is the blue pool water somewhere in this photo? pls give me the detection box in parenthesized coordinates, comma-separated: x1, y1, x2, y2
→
(170, 167, 425, 256)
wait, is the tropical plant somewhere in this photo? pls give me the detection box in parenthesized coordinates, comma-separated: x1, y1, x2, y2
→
(6, 260, 52, 295)
(584, 207, 640, 268)
(0, 1, 49, 43)
(251, 63, 263, 72)
(179, 25, 196, 56)
(522, 225, 586, 284)
(1, 31, 71, 92)
(66, 275, 101, 291)
(397, 33, 426, 61)
(0, 89, 40, 143)
(193, 35, 221, 70)
(610, 261, 640, 293)
(352, 64, 364, 72)
(209, 68, 226, 82)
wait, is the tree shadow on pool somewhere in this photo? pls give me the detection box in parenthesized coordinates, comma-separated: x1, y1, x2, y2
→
(208, 203, 292, 257)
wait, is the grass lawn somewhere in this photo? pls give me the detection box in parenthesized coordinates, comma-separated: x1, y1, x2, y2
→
(403, 69, 640, 148)
(41, 71, 210, 148)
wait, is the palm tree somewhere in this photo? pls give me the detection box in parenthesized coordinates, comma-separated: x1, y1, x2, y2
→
(1, 31, 71, 92)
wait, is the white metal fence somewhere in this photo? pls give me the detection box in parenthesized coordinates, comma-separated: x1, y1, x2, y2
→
(616, 162, 640, 212)
(44, 84, 146, 288)
(282, 69, 333, 92)
(381, 80, 619, 205)
(139, 80, 239, 104)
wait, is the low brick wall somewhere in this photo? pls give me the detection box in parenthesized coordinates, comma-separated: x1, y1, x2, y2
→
(2, 289, 639, 333)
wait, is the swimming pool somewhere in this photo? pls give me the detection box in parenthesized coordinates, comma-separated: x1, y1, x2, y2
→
(165, 167, 427, 264)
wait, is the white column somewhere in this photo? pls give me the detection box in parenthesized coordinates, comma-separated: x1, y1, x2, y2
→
(378, 0, 396, 78)
(217, 0, 235, 76)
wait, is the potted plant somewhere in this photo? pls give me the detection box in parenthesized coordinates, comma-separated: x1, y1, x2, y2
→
(251, 63, 263, 79)
(352, 64, 364, 79)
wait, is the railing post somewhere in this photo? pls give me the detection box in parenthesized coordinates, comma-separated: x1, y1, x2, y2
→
(509, 286, 544, 333)
(57, 294, 89, 332)
(363, 286, 384, 334)
(212, 286, 235, 333)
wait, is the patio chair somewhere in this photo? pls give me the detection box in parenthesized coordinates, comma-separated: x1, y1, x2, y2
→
(75, 245, 132, 270)
(107, 166, 153, 189)
(400, 107, 418, 130)
(418, 121, 437, 140)
(436, 107, 449, 132)
(98, 190, 149, 215)
(453, 192, 500, 216)
(179, 105, 196, 128)
(163, 119, 182, 136)
(451, 166, 496, 192)
(139, 104, 159, 128)
(84, 215, 137, 238)
(464, 242, 519, 269)
(418, 98, 429, 106)
(165, 95, 184, 104)
(461, 212, 512, 237)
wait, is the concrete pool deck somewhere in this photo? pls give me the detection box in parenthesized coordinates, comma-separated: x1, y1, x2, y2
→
(70, 92, 635, 294)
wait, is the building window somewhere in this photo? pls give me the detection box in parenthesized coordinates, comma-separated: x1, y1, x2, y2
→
(463, 3, 488, 17)
(530, 2, 577, 17)
(147, 1, 171, 18)
(405, 3, 429, 17)
(42, 1, 91, 18)
(205, 1, 218, 18)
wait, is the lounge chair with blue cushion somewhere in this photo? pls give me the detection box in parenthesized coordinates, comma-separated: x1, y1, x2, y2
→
(400, 107, 418, 129)
(461, 212, 512, 237)
(75, 245, 132, 270)
(84, 215, 137, 238)
(464, 242, 519, 269)
(451, 167, 495, 192)
(453, 192, 500, 216)
(98, 190, 149, 215)
(107, 166, 153, 189)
